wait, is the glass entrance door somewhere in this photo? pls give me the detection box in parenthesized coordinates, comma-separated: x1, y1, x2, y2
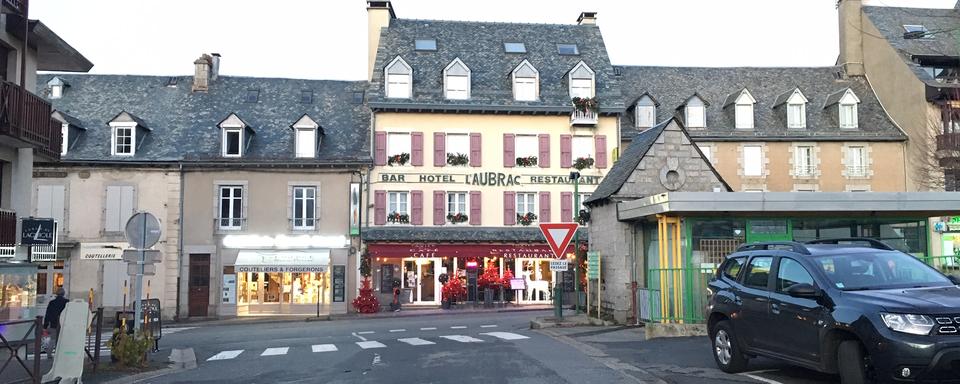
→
(402, 258, 441, 305)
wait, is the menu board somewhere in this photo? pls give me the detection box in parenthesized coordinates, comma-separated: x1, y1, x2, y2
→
(333, 265, 345, 302)
(380, 264, 396, 293)
(140, 299, 162, 340)
(562, 269, 576, 292)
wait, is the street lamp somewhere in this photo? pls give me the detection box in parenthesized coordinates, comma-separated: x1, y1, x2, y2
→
(569, 171, 581, 314)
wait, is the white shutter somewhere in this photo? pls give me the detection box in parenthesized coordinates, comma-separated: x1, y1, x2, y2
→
(120, 186, 136, 227)
(105, 186, 122, 232)
(50, 186, 65, 230)
(37, 186, 52, 217)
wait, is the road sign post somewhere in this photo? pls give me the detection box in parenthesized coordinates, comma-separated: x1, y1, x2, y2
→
(124, 212, 161, 332)
(539, 223, 579, 321)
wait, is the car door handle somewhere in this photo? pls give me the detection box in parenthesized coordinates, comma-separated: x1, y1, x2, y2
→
(771, 303, 780, 315)
(734, 297, 743, 305)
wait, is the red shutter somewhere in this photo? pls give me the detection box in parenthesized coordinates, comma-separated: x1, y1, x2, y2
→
(561, 192, 573, 223)
(469, 191, 481, 225)
(503, 191, 516, 225)
(433, 190, 445, 225)
(411, 190, 423, 225)
(434, 132, 446, 167)
(560, 134, 572, 168)
(595, 135, 608, 168)
(539, 192, 551, 223)
(503, 133, 515, 168)
(374, 190, 386, 225)
(374, 132, 387, 166)
(538, 134, 550, 168)
(411, 132, 424, 166)
(470, 133, 482, 167)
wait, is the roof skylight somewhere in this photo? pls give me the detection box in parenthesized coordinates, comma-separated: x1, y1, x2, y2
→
(557, 44, 579, 55)
(504, 42, 526, 53)
(415, 39, 437, 51)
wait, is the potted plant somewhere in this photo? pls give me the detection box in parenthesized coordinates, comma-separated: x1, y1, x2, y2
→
(500, 268, 515, 302)
(516, 212, 538, 226)
(387, 212, 410, 224)
(516, 156, 538, 167)
(447, 212, 468, 224)
(441, 278, 466, 309)
(446, 152, 469, 166)
(571, 97, 599, 113)
(387, 152, 410, 166)
(573, 157, 595, 170)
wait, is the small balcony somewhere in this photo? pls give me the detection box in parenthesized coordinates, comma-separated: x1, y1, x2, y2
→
(937, 132, 960, 152)
(793, 165, 817, 178)
(0, 81, 61, 159)
(0, 209, 16, 257)
(570, 110, 598, 126)
(846, 165, 869, 178)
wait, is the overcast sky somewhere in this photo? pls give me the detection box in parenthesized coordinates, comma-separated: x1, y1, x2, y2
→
(33, 0, 956, 80)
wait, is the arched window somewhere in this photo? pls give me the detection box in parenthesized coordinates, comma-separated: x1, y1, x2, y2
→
(385, 56, 412, 99)
(512, 60, 539, 101)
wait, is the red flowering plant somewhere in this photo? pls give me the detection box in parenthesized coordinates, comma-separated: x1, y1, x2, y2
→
(571, 97, 599, 113)
(441, 277, 466, 303)
(478, 261, 502, 290)
(446, 212, 468, 224)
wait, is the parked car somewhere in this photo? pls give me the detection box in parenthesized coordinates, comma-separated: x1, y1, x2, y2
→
(706, 238, 960, 383)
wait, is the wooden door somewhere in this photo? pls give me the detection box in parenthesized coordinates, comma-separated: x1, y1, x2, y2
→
(188, 254, 210, 317)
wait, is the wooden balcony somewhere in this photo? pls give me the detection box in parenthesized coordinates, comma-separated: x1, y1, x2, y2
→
(938, 132, 960, 152)
(0, 81, 60, 159)
(2, 0, 24, 14)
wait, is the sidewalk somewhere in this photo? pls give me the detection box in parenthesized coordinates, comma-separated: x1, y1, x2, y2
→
(165, 304, 553, 328)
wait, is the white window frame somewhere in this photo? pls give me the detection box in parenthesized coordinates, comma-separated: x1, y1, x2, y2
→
(838, 90, 860, 129)
(292, 186, 317, 230)
(636, 96, 656, 129)
(60, 123, 69, 156)
(387, 132, 412, 159)
(571, 135, 593, 161)
(686, 97, 706, 128)
(218, 185, 244, 230)
(50, 85, 62, 99)
(516, 192, 537, 218)
(514, 135, 538, 159)
(794, 145, 815, 177)
(445, 133, 469, 160)
(222, 128, 243, 157)
(568, 61, 595, 99)
(443, 58, 471, 100)
(743, 146, 763, 177)
(110, 123, 136, 156)
(734, 90, 756, 129)
(786, 90, 808, 129)
(385, 56, 412, 99)
(512, 60, 539, 102)
(847, 145, 868, 177)
(294, 128, 317, 158)
(446, 192, 468, 223)
(387, 191, 410, 220)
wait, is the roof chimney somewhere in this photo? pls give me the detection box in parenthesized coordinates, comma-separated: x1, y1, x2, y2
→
(577, 12, 597, 25)
(837, 0, 865, 76)
(210, 53, 221, 81)
(192, 54, 212, 92)
(367, 1, 396, 81)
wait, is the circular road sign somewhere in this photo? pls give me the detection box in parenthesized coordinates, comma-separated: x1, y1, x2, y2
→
(125, 212, 161, 249)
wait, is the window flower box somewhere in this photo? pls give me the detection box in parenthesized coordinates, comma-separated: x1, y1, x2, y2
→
(573, 157, 594, 170)
(446, 152, 469, 166)
(571, 97, 599, 113)
(387, 212, 410, 224)
(446, 212, 468, 224)
(516, 212, 538, 226)
(516, 156, 538, 167)
(388, 152, 410, 166)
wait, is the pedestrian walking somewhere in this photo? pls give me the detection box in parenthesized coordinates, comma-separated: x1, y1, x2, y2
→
(43, 288, 68, 355)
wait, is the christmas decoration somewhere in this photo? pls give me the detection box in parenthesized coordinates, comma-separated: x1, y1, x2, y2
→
(446, 152, 469, 166)
(500, 268, 515, 287)
(359, 249, 372, 278)
(571, 97, 599, 113)
(388, 152, 410, 166)
(478, 261, 501, 290)
(352, 278, 380, 313)
(573, 157, 595, 170)
(442, 277, 466, 304)
(387, 212, 410, 224)
(516, 156, 538, 167)
(516, 212, 538, 226)
(446, 212, 468, 224)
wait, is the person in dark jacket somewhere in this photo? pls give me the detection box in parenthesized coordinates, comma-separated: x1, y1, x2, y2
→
(43, 288, 68, 352)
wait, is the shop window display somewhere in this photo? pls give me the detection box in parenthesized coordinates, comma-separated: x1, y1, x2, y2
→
(236, 271, 329, 313)
(0, 267, 39, 321)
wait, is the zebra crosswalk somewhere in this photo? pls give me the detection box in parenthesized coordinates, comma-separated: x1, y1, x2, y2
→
(204, 331, 531, 362)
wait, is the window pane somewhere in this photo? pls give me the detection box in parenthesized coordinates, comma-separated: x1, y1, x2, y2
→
(446, 134, 469, 156)
(572, 136, 592, 160)
(296, 129, 316, 158)
(504, 42, 526, 53)
(743, 146, 762, 176)
(515, 135, 538, 158)
(387, 74, 410, 98)
(557, 44, 579, 55)
(226, 131, 241, 155)
(743, 257, 773, 289)
(415, 39, 437, 51)
(446, 76, 469, 100)
(687, 106, 704, 127)
(723, 257, 745, 280)
(571, 78, 593, 98)
(777, 258, 814, 292)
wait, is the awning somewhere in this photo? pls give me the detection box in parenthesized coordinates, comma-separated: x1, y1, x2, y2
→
(367, 243, 575, 259)
(234, 250, 330, 273)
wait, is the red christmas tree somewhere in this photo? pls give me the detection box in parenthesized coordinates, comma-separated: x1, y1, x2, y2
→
(352, 278, 381, 313)
(500, 268, 515, 287)
(478, 261, 501, 289)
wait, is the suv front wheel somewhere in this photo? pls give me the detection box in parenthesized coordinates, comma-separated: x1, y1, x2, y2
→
(711, 320, 748, 373)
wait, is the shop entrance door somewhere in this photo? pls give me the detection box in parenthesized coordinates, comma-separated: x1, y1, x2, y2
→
(515, 259, 553, 304)
(188, 254, 210, 317)
(402, 258, 441, 305)
(746, 220, 792, 244)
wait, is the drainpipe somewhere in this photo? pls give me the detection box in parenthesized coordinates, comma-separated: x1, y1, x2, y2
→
(174, 162, 184, 321)
(631, 223, 639, 326)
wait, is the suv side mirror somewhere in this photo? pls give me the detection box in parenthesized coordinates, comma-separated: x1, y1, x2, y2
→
(786, 283, 819, 298)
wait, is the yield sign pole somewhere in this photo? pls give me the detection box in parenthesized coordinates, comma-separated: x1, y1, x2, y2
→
(539, 223, 579, 320)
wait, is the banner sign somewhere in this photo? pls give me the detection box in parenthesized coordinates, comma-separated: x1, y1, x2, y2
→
(80, 242, 126, 260)
(349, 183, 361, 236)
(367, 243, 572, 259)
(378, 172, 602, 186)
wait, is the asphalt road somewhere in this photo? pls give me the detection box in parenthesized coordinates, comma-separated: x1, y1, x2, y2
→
(142, 310, 643, 384)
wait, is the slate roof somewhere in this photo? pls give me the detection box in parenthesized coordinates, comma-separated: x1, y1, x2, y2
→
(617, 66, 906, 142)
(38, 74, 371, 165)
(862, 5, 960, 88)
(367, 18, 624, 114)
(363, 226, 587, 242)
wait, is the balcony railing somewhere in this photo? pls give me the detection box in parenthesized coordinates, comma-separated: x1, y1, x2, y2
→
(3, 0, 24, 14)
(937, 132, 960, 152)
(846, 165, 869, 177)
(793, 165, 817, 178)
(0, 81, 61, 159)
(0, 209, 16, 257)
(570, 110, 598, 126)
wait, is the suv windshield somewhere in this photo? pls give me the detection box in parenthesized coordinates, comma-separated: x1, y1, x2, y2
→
(812, 251, 952, 291)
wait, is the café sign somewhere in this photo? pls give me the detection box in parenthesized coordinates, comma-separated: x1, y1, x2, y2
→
(379, 172, 601, 187)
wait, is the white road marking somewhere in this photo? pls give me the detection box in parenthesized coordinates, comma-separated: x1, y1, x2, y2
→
(356, 341, 387, 349)
(450, 326, 467, 329)
(440, 335, 484, 343)
(207, 350, 244, 361)
(261, 347, 289, 356)
(357, 331, 375, 335)
(352, 332, 367, 341)
(162, 327, 198, 334)
(738, 372, 785, 384)
(420, 327, 437, 331)
(389, 329, 406, 332)
(398, 337, 435, 346)
(312, 344, 338, 353)
(480, 331, 529, 340)
(372, 353, 382, 365)
(480, 325, 498, 328)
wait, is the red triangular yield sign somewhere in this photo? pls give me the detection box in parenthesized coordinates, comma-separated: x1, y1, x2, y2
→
(539, 223, 579, 259)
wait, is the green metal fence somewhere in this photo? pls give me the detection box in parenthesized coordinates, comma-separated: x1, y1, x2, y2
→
(645, 267, 715, 324)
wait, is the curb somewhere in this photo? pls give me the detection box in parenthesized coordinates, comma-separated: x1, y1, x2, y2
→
(99, 364, 179, 384)
(164, 307, 551, 327)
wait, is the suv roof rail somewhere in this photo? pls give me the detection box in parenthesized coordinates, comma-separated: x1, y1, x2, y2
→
(736, 241, 811, 255)
(804, 238, 894, 251)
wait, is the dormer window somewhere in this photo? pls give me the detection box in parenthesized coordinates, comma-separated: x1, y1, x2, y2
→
(292, 114, 322, 158)
(47, 77, 68, 99)
(568, 61, 595, 99)
(785, 90, 808, 129)
(685, 95, 706, 128)
(385, 56, 412, 99)
(839, 91, 860, 129)
(443, 58, 470, 100)
(218, 113, 252, 158)
(107, 111, 149, 157)
(512, 60, 539, 101)
(635, 95, 657, 129)
(728, 89, 756, 129)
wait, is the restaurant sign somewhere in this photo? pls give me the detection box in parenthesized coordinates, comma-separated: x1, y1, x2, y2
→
(379, 172, 601, 186)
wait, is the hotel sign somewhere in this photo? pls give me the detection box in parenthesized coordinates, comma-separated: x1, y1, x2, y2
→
(379, 172, 601, 186)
